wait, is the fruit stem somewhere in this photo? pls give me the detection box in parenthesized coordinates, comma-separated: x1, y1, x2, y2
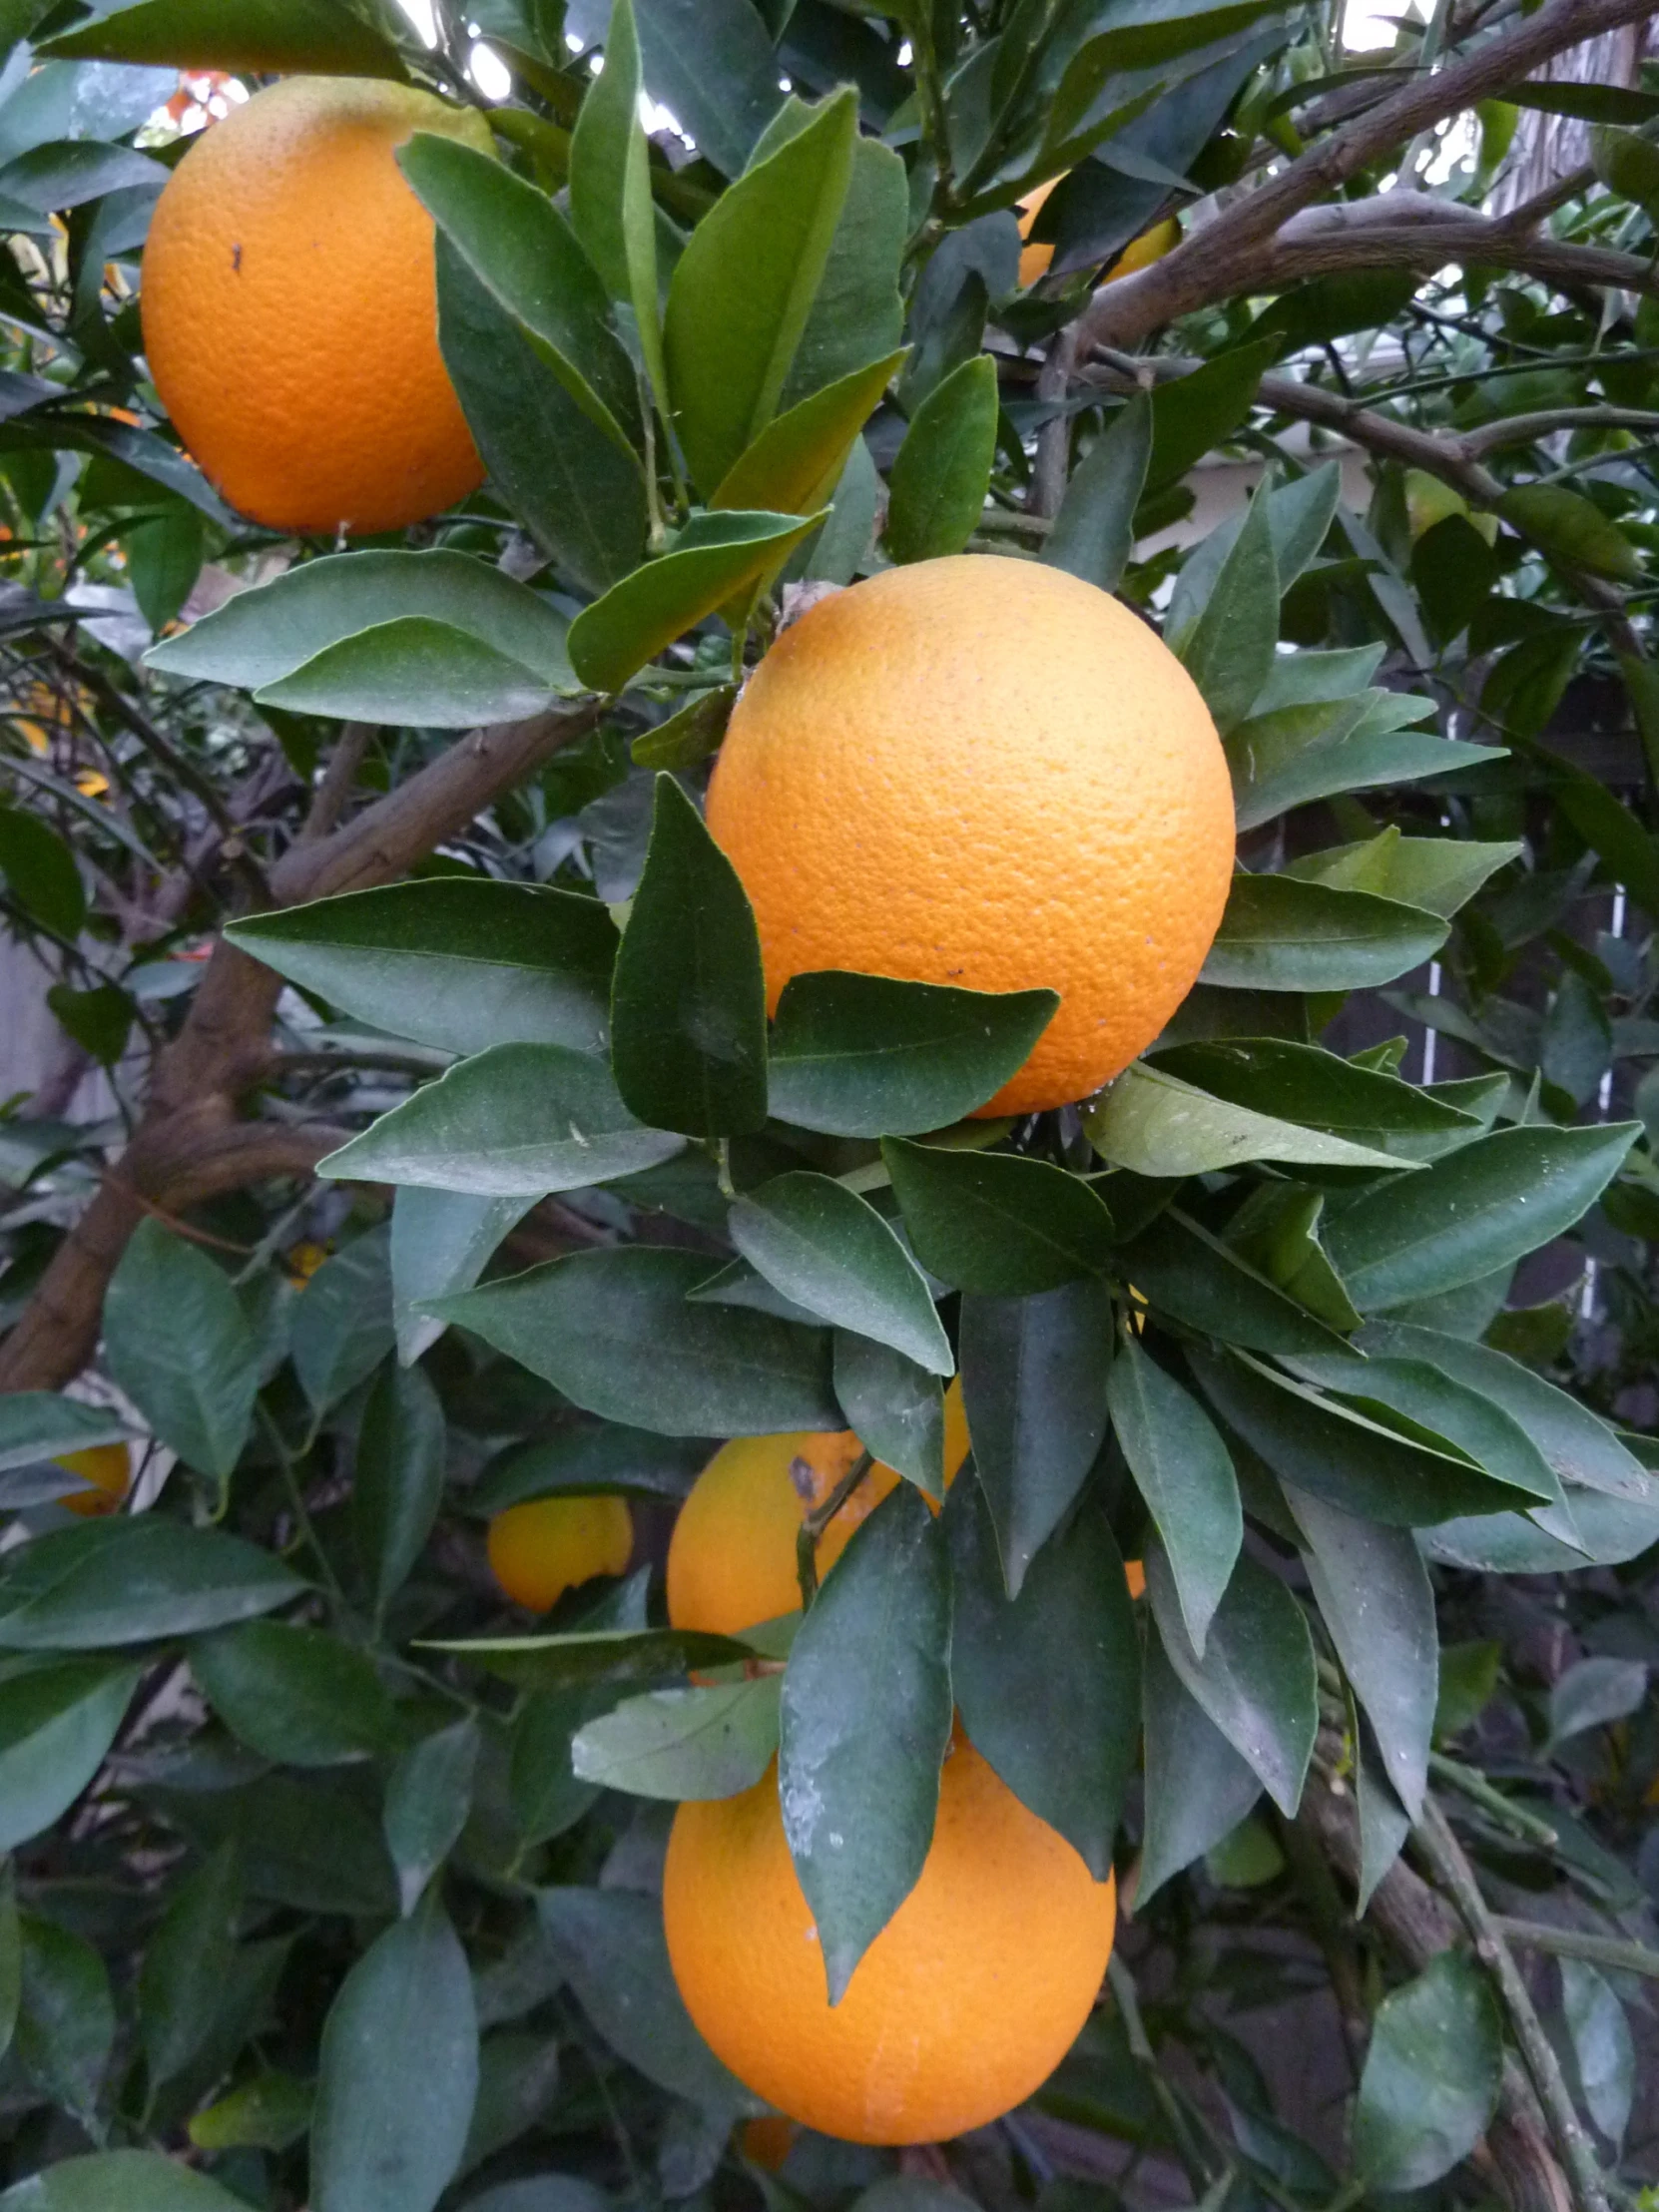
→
(795, 1449, 873, 1611)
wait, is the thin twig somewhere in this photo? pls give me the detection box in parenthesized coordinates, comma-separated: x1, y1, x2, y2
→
(795, 1449, 872, 1611)
(1428, 1752, 1561, 1848)
(1494, 1919, 1659, 1983)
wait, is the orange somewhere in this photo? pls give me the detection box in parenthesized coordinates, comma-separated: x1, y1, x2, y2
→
(667, 1383, 971, 1636)
(706, 557, 1234, 1116)
(1125, 1557, 1146, 1600)
(1016, 178, 1180, 287)
(664, 1732, 1117, 2143)
(141, 77, 490, 535)
(738, 2116, 797, 2170)
(54, 1443, 131, 1517)
(487, 1494, 633, 1611)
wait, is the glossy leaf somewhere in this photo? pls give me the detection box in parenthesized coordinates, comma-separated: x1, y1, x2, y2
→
(959, 1279, 1112, 1596)
(882, 1138, 1115, 1294)
(228, 881, 619, 1060)
(1106, 1335, 1239, 1654)
(714, 348, 906, 516)
(1178, 477, 1277, 731)
(1324, 1122, 1638, 1311)
(1118, 1210, 1351, 1358)
(104, 1220, 258, 1479)
(192, 1620, 400, 1767)
(321, 1042, 683, 1195)
(833, 1334, 945, 1497)
(384, 1721, 480, 1917)
(255, 618, 567, 728)
(0, 1518, 302, 1649)
(1354, 1953, 1501, 2190)
(311, 1896, 479, 2212)
(731, 1173, 952, 1375)
(1287, 827, 1523, 919)
(41, 0, 409, 73)
(1145, 1545, 1317, 1815)
(353, 1360, 447, 1620)
(634, 0, 782, 179)
(569, 0, 664, 408)
(139, 1842, 242, 2091)
(886, 352, 1000, 565)
(1202, 873, 1448, 992)
(0, 1394, 133, 1474)
(433, 1248, 838, 1434)
(610, 776, 768, 1138)
(1139, 1635, 1262, 1902)
(0, 1658, 140, 1852)
(571, 1676, 781, 1799)
(1042, 392, 1151, 594)
(1150, 1036, 1475, 1142)
(769, 972, 1056, 1136)
(1088, 1061, 1410, 1177)
(947, 1479, 1137, 1879)
(291, 1229, 396, 1412)
(780, 1482, 953, 2002)
(780, 131, 907, 411)
(390, 1188, 533, 1366)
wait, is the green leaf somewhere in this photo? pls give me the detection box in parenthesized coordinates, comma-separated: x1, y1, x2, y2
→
(959, 1280, 1112, 1597)
(882, 1138, 1115, 1295)
(1559, 1957, 1634, 2149)
(1106, 1335, 1239, 1653)
(1042, 392, 1151, 594)
(780, 133, 907, 413)
(400, 133, 639, 456)
(509, 1688, 601, 1851)
(731, 1172, 952, 1375)
(1150, 1036, 1476, 1143)
(433, 1248, 838, 1434)
(14, 1917, 112, 2127)
(567, 511, 819, 693)
(192, 1620, 400, 1767)
(391, 1188, 530, 1364)
(1202, 873, 1448, 992)
(0, 806, 84, 938)
(1285, 1487, 1434, 1817)
(439, 1619, 760, 1695)
(0, 1865, 18, 2064)
(1146, 340, 1275, 487)
(147, 550, 575, 719)
(384, 1720, 480, 1916)
(1498, 482, 1641, 582)
(780, 1482, 953, 2003)
(1145, 1545, 1316, 1815)
(104, 1219, 258, 1479)
(1285, 828, 1524, 919)
(634, 0, 783, 179)
(0, 2156, 254, 2212)
(1227, 695, 1494, 831)
(832, 1335, 946, 1497)
(570, 0, 666, 411)
(947, 1481, 1137, 1880)
(190, 2074, 316, 2156)
(1088, 1061, 1412, 1177)
(538, 1885, 753, 2108)
(714, 349, 906, 516)
(884, 353, 1000, 564)
(610, 775, 768, 1137)
(139, 1842, 242, 2092)
(769, 972, 1057, 1137)
(436, 242, 649, 598)
(471, 1426, 705, 1514)
(353, 1361, 447, 1621)
(1138, 1636, 1262, 1902)
(1187, 1346, 1534, 1524)
(0, 1394, 133, 1474)
(311, 1895, 479, 2212)
(1117, 1210, 1350, 1358)
(1546, 1655, 1648, 1750)
(1544, 748, 1659, 925)
(124, 504, 205, 635)
(291, 1228, 396, 1411)
(1323, 1122, 1638, 1312)
(665, 89, 856, 494)
(0, 1658, 140, 1851)
(45, 982, 132, 1067)
(571, 1675, 781, 1800)
(0, 1517, 302, 1649)
(1354, 1953, 1501, 2190)
(254, 617, 569, 729)
(322, 1042, 683, 1195)
(1177, 477, 1277, 731)
(227, 880, 619, 1060)
(40, 0, 410, 74)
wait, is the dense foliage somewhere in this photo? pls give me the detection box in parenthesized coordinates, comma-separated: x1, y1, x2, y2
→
(0, 0, 1656, 2206)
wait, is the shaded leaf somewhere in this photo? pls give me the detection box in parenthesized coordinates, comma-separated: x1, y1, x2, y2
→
(1106, 1334, 1240, 1653)
(0, 1518, 303, 1650)
(104, 1220, 258, 1480)
(1138, 1635, 1261, 1901)
(192, 1620, 401, 1767)
(291, 1228, 396, 1412)
(139, 1842, 242, 2091)
(384, 1721, 480, 1917)
(1354, 1953, 1501, 2190)
(353, 1360, 447, 1620)
(1203, 873, 1448, 992)
(885, 354, 1000, 563)
(1088, 1061, 1411, 1177)
(1042, 392, 1151, 594)
(0, 1658, 140, 1852)
(571, 1676, 781, 1799)
(883, 1138, 1115, 1295)
(731, 1173, 952, 1375)
(832, 1334, 945, 1497)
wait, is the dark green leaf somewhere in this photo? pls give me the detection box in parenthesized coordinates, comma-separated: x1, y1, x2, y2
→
(731, 1172, 951, 1375)
(311, 1895, 479, 2212)
(385, 1720, 479, 1916)
(15, 1917, 112, 2127)
(781, 131, 907, 411)
(104, 1219, 257, 1479)
(1138, 1635, 1261, 1901)
(189, 2072, 315, 2155)
(125, 504, 205, 635)
(1106, 1335, 1239, 1652)
(1042, 392, 1151, 594)
(1118, 1210, 1351, 1357)
(45, 982, 132, 1066)
(434, 1248, 838, 1434)
(885, 353, 1000, 563)
(715, 349, 905, 516)
(1150, 1036, 1476, 1141)
(1354, 1953, 1501, 2190)
(0, 1518, 303, 1649)
(353, 1360, 447, 1621)
(664, 89, 855, 493)
(1145, 1545, 1316, 1815)
(947, 1480, 1137, 1879)
(1498, 482, 1641, 582)
(959, 1280, 1112, 1596)
(1547, 1656, 1648, 1750)
(1323, 1122, 1637, 1311)
(1228, 694, 1494, 831)
(769, 972, 1057, 1137)
(0, 1658, 140, 1851)
(610, 775, 768, 1138)
(254, 617, 565, 729)
(832, 1334, 945, 1497)
(631, 684, 737, 771)
(391, 1189, 533, 1365)
(1178, 478, 1277, 731)
(227, 880, 619, 1059)
(567, 511, 818, 693)
(41, 0, 409, 73)
(0, 1394, 133, 1474)
(570, 0, 661, 403)
(1088, 1061, 1409, 1176)
(510, 1691, 605, 1847)
(192, 1620, 400, 1767)
(634, 0, 783, 179)
(0, 2156, 252, 2211)
(1203, 873, 1448, 991)
(1559, 1957, 1634, 2148)
(139, 1842, 242, 2091)
(883, 1138, 1115, 1294)
(0, 806, 84, 938)
(471, 1426, 706, 1514)
(321, 1042, 684, 1195)
(571, 1675, 781, 1799)
(1146, 341, 1275, 487)
(780, 1482, 953, 2002)
(291, 1228, 396, 1412)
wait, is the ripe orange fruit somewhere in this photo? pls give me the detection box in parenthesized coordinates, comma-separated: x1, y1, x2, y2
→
(1016, 177, 1180, 287)
(487, 1494, 633, 1611)
(665, 1731, 1117, 2143)
(54, 1443, 131, 1517)
(706, 557, 1234, 1116)
(141, 77, 490, 535)
(667, 1384, 971, 1636)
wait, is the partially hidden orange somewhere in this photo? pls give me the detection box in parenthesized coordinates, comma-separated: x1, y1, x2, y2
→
(487, 1494, 633, 1611)
(706, 557, 1234, 1116)
(141, 77, 490, 535)
(1016, 176, 1180, 287)
(54, 1443, 131, 1517)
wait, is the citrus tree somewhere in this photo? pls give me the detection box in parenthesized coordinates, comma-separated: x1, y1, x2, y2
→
(0, 0, 1656, 2207)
